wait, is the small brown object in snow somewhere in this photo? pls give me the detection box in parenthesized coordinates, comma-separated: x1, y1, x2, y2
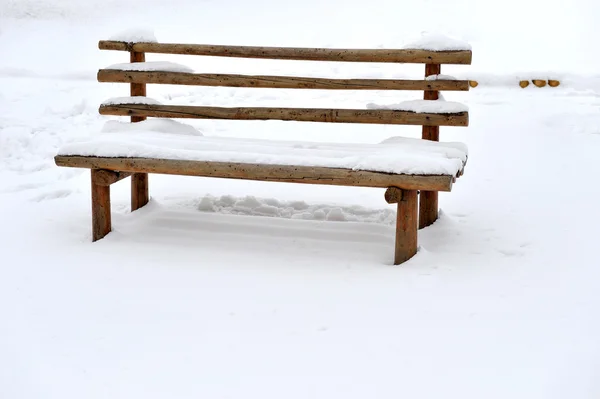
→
(548, 80, 560, 87)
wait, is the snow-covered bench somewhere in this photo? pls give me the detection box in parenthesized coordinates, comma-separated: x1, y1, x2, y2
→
(54, 36, 472, 265)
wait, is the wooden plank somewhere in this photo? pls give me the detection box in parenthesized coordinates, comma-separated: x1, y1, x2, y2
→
(99, 104, 469, 127)
(97, 70, 471, 91)
(394, 189, 418, 265)
(98, 41, 473, 65)
(91, 169, 112, 241)
(129, 51, 150, 211)
(55, 156, 455, 192)
(420, 63, 441, 229)
(93, 170, 132, 186)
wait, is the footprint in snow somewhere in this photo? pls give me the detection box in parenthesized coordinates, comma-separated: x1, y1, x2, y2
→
(30, 189, 73, 202)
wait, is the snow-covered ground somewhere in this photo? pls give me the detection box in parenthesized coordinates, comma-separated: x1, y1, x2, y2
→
(2, 1, 600, 398)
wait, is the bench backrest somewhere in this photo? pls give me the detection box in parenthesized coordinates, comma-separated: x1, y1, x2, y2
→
(97, 40, 471, 137)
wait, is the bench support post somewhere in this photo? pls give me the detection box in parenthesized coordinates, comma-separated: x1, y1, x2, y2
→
(131, 173, 149, 211)
(91, 169, 111, 241)
(420, 63, 441, 229)
(386, 187, 418, 265)
(130, 50, 150, 211)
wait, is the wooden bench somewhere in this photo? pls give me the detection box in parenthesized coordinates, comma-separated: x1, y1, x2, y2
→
(54, 39, 472, 265)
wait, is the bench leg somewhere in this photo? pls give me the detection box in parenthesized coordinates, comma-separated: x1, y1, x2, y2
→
(131, 173, 149, 212)
(419, 190, 438, 229)
(91, 169, 111, 241)
(385, 188, 418, 265)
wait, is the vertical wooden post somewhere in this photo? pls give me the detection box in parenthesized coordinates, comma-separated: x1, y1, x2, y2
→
(91, 169, 111, 241)
(130, 51, 150, 211)
(420, 63, 441, 229)
(394, 189, 418, 265)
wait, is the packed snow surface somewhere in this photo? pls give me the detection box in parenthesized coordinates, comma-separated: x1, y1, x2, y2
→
(100, 119, 203, 136)
(58, 130, 467, 176)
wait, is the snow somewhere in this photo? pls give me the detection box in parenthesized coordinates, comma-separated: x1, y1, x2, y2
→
(402, 32, 472, 51)
(101, 96, 162, 106)
(367, 99, 468, 113)
(100, 119, 203, 136)
(197, 194, 395, 223)
(58, 132, 467, 176)
(105, 61, 194, 73)
(2, 1, 600, 399)
(108, 28, 157, 43)
(425, 74, 459, 81)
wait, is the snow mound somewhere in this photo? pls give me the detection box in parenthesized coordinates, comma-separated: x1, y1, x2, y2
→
(105, 61, 194, 73)
(403, 32, 472, 51)
(197, 195, 396, 224)
(108, 28, 157, 43)
(367, 99, 468, 113)
(101, 119, 203, 136)
(380, 135, 468, 156)
(57, 133, 466, 176)
(425, 74, 459, 81)
(101, 96, 162, 106)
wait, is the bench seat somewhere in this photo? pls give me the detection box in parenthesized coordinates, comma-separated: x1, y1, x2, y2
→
(56, 121, 467, 191)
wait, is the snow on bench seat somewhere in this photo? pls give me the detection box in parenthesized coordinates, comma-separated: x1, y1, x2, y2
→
(58, 119, 467, 177)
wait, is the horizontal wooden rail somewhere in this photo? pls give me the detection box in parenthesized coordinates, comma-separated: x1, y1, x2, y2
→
(98, 41, 472, 65)
(99, 104, 468, 127)
(54, 156, 455, 191)
(98, 70, 470, 91)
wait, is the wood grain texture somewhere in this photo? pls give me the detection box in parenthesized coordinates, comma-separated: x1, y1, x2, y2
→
(419, 190, 439, 229)
(55, 156, 455, 192)
(420, 63, 442, 229)
(98, 41, 473, 65)
(384, 186, 404, 204)
(97, 69, 471, 91)
(131, 173, 149, 211)
(394, 189, 418, 265)
(92, 170, 132, 186)
(129, 52, 147, 123)
(91, 169, 111, 241)
(99, 104, 469, 127)
(422, 64, 442, 136)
